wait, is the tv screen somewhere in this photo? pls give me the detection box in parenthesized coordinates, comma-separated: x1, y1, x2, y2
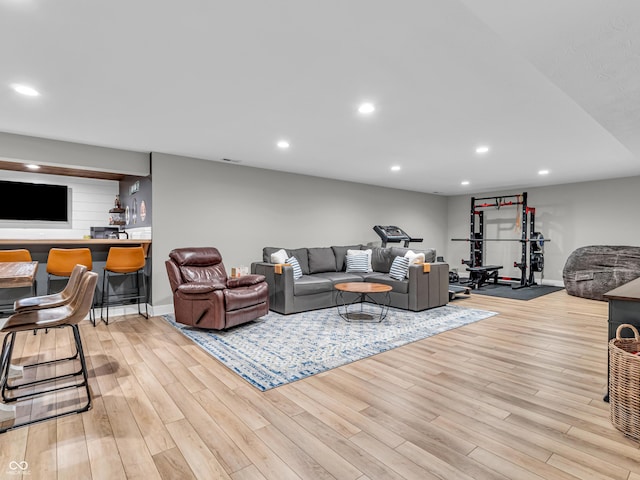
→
(0, 180, 69, 222)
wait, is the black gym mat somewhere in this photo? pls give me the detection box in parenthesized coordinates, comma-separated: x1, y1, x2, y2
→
(456, 282, 564, 300)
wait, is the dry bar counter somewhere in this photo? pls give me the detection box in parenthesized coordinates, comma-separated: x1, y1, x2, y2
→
(0, 239, 151, 257)
(0, 238, 152, 305)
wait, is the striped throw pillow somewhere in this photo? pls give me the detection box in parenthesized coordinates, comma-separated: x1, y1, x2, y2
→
(286, 256, 303, 279)
(346, 253, 369, 273)
(389, 256, 411, 280)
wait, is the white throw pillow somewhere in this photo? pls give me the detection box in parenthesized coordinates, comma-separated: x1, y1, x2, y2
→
(270, 248, 288, 264)
(404, 250, 426, 278)
(404, 250, 425, 264)
(347, 248, 372, 272)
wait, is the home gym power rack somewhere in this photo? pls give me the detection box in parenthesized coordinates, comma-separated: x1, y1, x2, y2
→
(452, 192, 548, 289)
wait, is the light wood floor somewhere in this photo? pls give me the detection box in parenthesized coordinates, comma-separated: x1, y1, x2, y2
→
(1, 290, 639, 479)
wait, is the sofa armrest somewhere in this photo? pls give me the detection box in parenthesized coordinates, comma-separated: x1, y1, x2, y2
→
(407, 262, 449, 310)
(274, 263, 291, 274)
(251, 262, 295, 313)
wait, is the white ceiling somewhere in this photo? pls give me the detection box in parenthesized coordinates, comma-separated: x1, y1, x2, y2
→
(1, 0, 639, 195)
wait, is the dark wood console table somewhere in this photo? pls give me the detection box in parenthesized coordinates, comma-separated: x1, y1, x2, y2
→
(603, 276, 640, 402)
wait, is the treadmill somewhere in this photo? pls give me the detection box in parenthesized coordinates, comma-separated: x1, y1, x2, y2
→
(373, 225, 423, 247)
(373, 226, 469, 301)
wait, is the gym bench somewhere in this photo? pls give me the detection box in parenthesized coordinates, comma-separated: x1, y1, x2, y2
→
(465, 265, 503, 289)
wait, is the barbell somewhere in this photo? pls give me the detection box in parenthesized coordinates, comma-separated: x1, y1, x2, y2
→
(451, 233, 549, 249)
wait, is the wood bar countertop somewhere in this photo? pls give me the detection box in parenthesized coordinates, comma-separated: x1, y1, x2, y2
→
(0, 239, 152, 256)
(603, 276, 640, 302)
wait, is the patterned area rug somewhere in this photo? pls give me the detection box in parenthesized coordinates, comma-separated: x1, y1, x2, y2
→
(162, 304, 497, 391)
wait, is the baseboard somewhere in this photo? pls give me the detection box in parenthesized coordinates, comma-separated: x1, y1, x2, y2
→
(540, 279, 565, 288)
(83, 303, 174, 322)
(149, 303, 174, 317)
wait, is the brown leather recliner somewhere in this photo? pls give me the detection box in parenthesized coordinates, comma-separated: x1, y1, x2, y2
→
(165, 247, 269, 330)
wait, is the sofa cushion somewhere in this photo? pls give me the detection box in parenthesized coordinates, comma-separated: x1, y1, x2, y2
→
(371, 247, 394, 273)
(288, 248, 310, 274)
(366, 274, 409, 294)
(358, 271, 386, 280)
(331, 245, 363, 271)
(286, 256, 303, 280)
(293, 276, 334, 296)
(389, 256, 411, 280)
(346, 252, 370, 273)
(313, 272, 364, 284)
(308, 247, 337, 273)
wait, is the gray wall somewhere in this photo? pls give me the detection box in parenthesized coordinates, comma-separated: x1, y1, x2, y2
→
(0, 132, 149, 176)
(4, 129, 639, 305)
(151, 152, 448, 308)
(446, 176, 640, 285)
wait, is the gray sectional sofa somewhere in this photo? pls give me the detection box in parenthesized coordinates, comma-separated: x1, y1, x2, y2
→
(251, 245, 449, 314)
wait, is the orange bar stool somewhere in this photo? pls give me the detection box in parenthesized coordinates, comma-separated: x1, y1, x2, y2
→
(46, 248, 94, 324)
(0, 249, 37, 311)
(101, 246, 148, 325)
(46, 248, 93, 294)
(0, 249, 32, 263)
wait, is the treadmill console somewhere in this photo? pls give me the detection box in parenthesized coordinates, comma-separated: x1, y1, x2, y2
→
(373, 225, 423, 247)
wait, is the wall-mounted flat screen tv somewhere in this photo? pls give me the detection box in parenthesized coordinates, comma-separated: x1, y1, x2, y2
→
(0, 180, 69, 222)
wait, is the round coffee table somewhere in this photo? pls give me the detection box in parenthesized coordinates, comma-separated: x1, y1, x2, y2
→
(334, 282, 392, 322)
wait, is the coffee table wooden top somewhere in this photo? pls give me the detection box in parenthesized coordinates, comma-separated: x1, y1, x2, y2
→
(335, 282, 392, 294)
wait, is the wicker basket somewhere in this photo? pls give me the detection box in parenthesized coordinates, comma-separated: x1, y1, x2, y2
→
(609, 324, 640, 441)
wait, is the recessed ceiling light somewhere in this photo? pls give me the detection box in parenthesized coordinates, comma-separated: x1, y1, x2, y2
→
(358, 103, 375, 114)
(461, 180, 470, 186)
(11, 84, 40, 97)
(25, 164, 40, 170)
(390, 165, 401, 172)
(277, 140, 290, 149)
(538, 169, 549, 175)
(475, 146, 489, 154)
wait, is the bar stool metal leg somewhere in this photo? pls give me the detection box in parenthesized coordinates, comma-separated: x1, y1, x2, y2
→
(100, 245, 149, 326)
(0, 325, 91, 433)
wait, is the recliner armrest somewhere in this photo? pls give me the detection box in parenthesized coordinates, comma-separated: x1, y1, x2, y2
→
(227, 274, 265, 288)
(177, 281, 227, 294)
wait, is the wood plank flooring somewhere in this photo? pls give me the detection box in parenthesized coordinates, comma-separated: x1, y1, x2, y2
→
(1, 290, 639, 479)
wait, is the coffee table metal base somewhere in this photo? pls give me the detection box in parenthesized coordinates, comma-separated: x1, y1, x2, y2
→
(336, 289, 391, 323)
